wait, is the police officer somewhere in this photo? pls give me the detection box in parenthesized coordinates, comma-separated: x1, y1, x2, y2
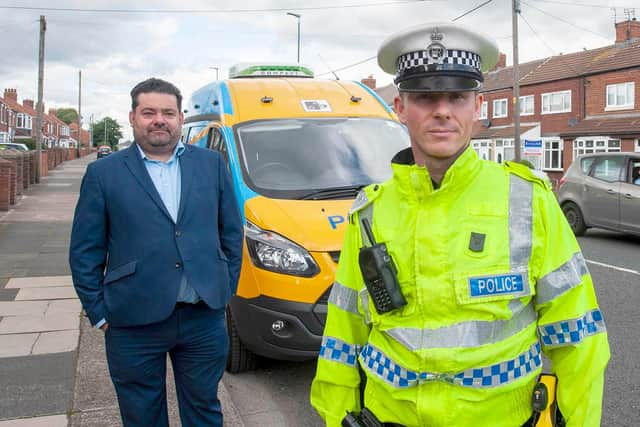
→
(310, 23, 610, 427)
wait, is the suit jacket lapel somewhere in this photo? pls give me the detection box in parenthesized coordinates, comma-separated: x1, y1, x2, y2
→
(123, 143, 174, 222)
(177, 146, 194, 224)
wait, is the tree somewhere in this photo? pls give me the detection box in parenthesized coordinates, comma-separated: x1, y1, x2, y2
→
(92, 117, 123, 148)
(55, 108, 78, 125)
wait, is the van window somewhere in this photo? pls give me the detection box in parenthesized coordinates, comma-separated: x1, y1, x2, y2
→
(186, 125, 207, 148)
(236, 118, 409, 199)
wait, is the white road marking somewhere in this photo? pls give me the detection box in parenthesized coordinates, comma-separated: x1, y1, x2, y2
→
(586, 259, 640, 276)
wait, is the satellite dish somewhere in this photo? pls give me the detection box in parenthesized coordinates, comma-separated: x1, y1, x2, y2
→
(482, 119, 491, 128)
(568, 117, 578, 127)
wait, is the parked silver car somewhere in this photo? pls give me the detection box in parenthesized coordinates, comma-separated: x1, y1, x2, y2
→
(557, 152, 640, 236)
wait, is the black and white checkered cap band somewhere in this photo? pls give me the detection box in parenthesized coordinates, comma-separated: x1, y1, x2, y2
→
(397, 49, 481, 74)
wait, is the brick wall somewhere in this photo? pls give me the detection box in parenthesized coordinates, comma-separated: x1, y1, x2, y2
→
(0, 158, 14, 211)
(481, 78, 585, 135)
(584, 69, 640, 117)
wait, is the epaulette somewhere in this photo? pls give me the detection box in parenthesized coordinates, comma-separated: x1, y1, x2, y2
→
(348, 184, 383, 221)
(503, 161, 552, 191)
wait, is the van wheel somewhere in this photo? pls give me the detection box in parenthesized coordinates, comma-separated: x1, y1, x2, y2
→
(562, 202, 587, 236)
(225, 306, 258, 373)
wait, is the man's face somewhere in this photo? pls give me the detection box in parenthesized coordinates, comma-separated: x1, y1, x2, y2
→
(394, 91, 482, 165)
(129, 92, 184, 153)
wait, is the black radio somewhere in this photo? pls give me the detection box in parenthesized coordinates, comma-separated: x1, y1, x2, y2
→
(358, 218, 406, 314)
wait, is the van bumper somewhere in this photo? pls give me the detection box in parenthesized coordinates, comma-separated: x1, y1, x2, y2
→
(228, 293, 329, 361)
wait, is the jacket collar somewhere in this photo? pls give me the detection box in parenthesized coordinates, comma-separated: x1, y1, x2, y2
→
(390, 144, 481, 201)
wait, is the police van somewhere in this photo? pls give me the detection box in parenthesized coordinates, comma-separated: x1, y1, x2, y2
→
(182, 63, 409, 372)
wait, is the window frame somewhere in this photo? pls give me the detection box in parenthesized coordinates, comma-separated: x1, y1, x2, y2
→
(605, 82, 635, 110)
(542, 138, 563, 171)
(520, 95, 534, 116)
(492, 98, 508, 118)
(541, 90, 572, 114)
(479, 101, 488, 119)
(573, 137, 621, 160)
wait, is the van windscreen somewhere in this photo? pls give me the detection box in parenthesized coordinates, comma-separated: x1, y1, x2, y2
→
(236, 118, 409, 199)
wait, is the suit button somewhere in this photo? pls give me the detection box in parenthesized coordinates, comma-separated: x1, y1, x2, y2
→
(175, 262, 182, 269)
(175, 230, 182, 237)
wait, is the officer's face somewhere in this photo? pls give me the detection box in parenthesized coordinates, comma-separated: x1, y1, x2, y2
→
(130, 92, 184, 157)
(395, 91, 482, 166)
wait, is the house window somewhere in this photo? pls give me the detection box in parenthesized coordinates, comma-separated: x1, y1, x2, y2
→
(543, 138, 563, 170)
(606, 82, 634, 110)
(542, 90, 571, 114)
(520, 95, 534, 115)
(635, 139, 640, 152)
(493, 99, 508, 118)
(472, 139, 492, 160)
(573, 137, 621, 159)
(495, 139, 514, 163)
(16, 113, 25, 129)
(479, 101, 488, 119)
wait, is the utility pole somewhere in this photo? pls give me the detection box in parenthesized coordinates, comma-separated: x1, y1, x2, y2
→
(35, 15, 46, 182)
(77, 70, 82, 156)
(104, 118, 108, 147)
(512, 0, 522, 162)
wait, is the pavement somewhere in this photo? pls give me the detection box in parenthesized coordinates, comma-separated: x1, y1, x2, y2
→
(0, 154, 244, 426)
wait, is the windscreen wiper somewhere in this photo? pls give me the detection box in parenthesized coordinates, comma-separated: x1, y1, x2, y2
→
(299, 185, 366, 200)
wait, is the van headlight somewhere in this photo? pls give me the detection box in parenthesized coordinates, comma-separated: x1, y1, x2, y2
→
(245, 221, 319, 277)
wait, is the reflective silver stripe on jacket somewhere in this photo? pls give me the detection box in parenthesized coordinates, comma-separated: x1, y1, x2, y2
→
(509, 175, 533, 274)
(360, 341, 541, 388)
(319, 335, 360, 367)
(539, 308, 606, 347)
(536, 252, 589, 305)
(328, 281, 360, 315)
(385, 299, 536, 350)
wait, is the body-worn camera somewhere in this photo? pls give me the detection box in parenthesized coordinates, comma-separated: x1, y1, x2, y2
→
(358, 218, 406, 314)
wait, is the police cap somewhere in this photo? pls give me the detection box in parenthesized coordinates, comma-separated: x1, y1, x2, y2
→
(378, 23, 499, 93)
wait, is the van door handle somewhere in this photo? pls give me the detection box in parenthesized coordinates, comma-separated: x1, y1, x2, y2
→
(606, 189, 616, 194)
(624, 193, 633, 199)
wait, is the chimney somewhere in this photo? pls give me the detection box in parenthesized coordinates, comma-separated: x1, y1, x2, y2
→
(615, 18, 640, 43)
(490, 53, 507, 71)
(4, 88, 17, 102)
(48, 108, 56, 116)
(361, 74, 376, 90)
(23, 99, 34, 110)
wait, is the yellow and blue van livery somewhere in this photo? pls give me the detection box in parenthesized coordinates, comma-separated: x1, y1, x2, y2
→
(183, 64, 409, 372)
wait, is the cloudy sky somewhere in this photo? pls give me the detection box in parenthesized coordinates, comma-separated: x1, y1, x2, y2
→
(0, 0, 636, 140)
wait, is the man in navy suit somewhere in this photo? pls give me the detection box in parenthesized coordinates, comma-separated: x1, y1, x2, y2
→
(69, 78, 243, 427)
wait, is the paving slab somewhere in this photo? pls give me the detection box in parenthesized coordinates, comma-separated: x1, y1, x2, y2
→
(0, 352, 76, 420)
(46, 299, 82, 315)
(0, 301, 48, 316)
(0, 414, 68, 427)
(0, 333, 38, 358)
(15, 287, 78, 301)
(33, 330, 80, 355)
(6, 276, 73, 289)
(0, 313, 80, 334)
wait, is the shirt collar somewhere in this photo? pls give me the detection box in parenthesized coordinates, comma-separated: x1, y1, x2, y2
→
(136, 140, 185, 163)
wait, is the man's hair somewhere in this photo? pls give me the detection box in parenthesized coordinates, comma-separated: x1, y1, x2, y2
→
(130, 78, 182, 111)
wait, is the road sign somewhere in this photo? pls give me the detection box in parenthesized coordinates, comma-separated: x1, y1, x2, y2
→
(523, 139, 542, 156)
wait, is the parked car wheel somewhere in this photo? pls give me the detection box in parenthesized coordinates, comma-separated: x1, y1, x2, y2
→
(562, 202, 587, 236)
(225, 306, 258, 373)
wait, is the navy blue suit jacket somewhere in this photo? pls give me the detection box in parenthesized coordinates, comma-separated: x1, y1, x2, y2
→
(69, 143, 243, 327)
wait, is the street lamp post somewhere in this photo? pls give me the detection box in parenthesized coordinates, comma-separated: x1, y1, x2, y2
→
(209, 66, 219, 80)
(287, 12, 301, 63)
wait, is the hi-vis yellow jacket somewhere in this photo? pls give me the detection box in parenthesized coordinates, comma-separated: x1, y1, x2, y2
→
(310, 146, 610, 427)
